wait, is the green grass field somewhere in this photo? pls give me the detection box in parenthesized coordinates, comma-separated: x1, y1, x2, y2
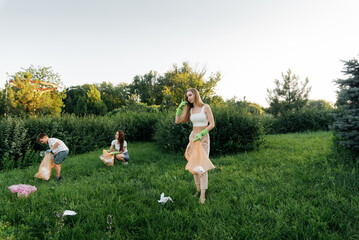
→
(1, 131, 359, 239)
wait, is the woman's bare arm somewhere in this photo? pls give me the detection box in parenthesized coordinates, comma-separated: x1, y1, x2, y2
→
(205, 104, 215, 131)
(109, 145, 114, 152)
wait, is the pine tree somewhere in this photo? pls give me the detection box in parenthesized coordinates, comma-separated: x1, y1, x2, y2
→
(332, 57, 359, 155)
(266, 69, 311, 116)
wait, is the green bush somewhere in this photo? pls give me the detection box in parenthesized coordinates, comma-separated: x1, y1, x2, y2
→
(108, 102, 160, 114)
(0, 117, 41, 170)
(0, 111, 164, 170)
(112, 111, 160, 142)
(24, 116, 65, 152)
(1, 105, 265, 170)
(263, 109, 336, 134)
(154, 105, 264, 155)
(210, 106, 264, 155)
(153, 114, 192, 152)
(258, 112, 276, 134)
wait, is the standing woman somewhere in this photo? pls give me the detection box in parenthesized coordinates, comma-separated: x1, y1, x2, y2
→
(175, 88, 215, 203)
(109, 130, 130, 165)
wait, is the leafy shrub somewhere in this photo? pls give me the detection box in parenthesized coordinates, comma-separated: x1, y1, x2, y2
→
(259, 112, 276, 134)
(25, 112, 162, 153)
(0, 117, 30, 170)
(24, 116, 65, 152)
(57, 115, 114, 153)
(0, 111, 164, 170)
(154, 114, 192, 152)
(25, 113, 161, 154)
(1, 104, 265, 170)
(154, 105, 264, 155)
(112, 111, 160, 142)
(210, 106, 264, 155)
(263, 109, 336, 134)
(108, 102, 160, 114)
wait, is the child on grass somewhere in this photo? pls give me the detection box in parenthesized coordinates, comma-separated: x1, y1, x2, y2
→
(109, 130, 129, 165)
(37, 133, 69, 180)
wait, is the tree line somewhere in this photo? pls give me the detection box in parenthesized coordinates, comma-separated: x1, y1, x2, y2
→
(1, 57, 358, 158)
(0, 62, 225, 117)
(0, 61, 336, 118)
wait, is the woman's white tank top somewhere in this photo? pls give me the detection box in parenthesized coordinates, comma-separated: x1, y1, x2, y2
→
(190, 106, 208, 127)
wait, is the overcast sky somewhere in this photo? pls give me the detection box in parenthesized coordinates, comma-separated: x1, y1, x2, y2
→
(1, 0, 358, 106)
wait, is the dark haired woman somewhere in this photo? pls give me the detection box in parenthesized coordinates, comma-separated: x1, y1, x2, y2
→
(175, 88, 215, 203)
(109, 130, 129, 165)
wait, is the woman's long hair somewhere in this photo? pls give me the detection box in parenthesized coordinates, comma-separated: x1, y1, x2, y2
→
(183, 88, 204, 122)
(116, 130, 125, 152)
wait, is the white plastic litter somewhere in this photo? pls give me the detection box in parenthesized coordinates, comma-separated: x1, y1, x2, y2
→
(63, 210, 77, 216)
(158, 193, 173, 204)
(193, 166, 206, 175)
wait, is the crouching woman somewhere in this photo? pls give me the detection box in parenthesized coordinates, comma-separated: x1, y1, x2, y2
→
(109, 130, 129, 165)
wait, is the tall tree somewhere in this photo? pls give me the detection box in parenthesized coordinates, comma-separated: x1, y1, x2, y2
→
(64, 82, 129, 115)
(127, 63, 222, 108)
(306, 99, 333, 110)
(266, 69, 311, 116)
(6, 67, 65, 117)
(20, 65, 62, 87)
(332, 57, 359, 154)
(86, 85, 107, 115)
(226, 97, 264, 115)
(98, 82, 128, 111)
(63, 86, 88, 114)
(74, 95, 88, 116)
(128, 71, 159, 105)
(0, 89, 5, 117)
(161, 62, 222, 107)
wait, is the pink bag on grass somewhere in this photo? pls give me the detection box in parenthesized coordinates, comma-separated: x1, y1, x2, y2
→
(8, 184, 37, 198)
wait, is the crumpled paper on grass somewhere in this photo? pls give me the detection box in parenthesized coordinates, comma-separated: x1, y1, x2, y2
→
(158, 193, 173, 204)
(8, 184, 37, 198)
(63, 210, 77, 216)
